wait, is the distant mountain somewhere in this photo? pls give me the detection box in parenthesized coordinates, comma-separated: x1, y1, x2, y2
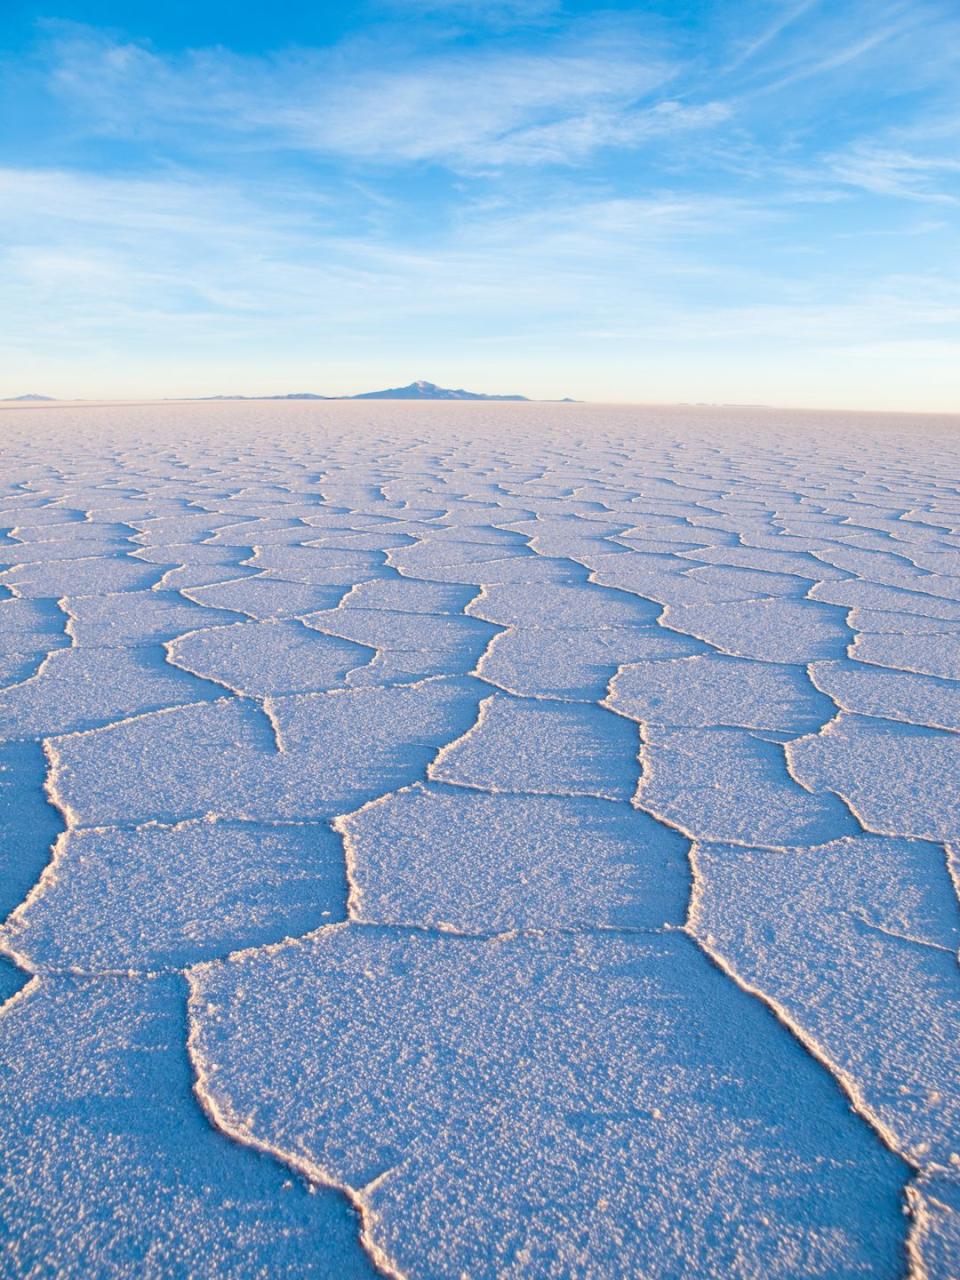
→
(195, 392, 330, 401)
(188, 380, 564, 402)
(6, 393, 56, 401)
(351, 380, 528, 401)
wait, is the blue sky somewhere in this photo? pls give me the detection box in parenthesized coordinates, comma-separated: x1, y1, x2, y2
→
(1, 0, 958, 407)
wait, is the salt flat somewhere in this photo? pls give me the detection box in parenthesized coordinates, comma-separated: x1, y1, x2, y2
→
(1, 401, 959, 1278)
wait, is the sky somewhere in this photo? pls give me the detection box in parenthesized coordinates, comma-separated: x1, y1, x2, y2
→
(1, 0, 958, 408)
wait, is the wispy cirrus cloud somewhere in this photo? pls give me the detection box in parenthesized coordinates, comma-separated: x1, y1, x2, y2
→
(827, 143, 960, 204)
(722, 0, 821, 73)
(709, 0, 960, 153)
(40, 22, 731, 171)
(0, 165, 750, 321)
(3, 163, 952, 346)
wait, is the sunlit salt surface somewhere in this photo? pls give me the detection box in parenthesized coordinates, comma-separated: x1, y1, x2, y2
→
(1, 401, 959, 1278)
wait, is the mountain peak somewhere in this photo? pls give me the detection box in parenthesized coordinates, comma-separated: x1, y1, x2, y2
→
(352, 380, 528, 401)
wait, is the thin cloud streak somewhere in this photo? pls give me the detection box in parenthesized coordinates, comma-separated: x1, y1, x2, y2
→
(43, 23, 704, 170)
(722, 0, 821, 74)
(3, 166, 954, 358)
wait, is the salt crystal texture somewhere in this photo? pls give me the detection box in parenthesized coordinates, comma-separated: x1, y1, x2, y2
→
(0, 401, 958, 1278)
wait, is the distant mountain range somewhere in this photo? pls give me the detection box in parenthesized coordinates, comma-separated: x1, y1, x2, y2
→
(200, 380, 535, 402)
(197, 393, 330, 401)
(4, 381, 578, 403)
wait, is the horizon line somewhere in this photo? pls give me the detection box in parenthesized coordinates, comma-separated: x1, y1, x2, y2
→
(3, 396, 959, 417)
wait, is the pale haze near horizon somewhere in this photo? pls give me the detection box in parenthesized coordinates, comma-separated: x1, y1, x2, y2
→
(1, 0, 958, 410)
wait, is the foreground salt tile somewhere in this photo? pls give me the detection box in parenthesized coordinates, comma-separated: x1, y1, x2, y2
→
(302, 607, 495, 682)
(2, 818, 347, 970)
(683, 563, 813, 600)
(391, 550, 580, 586)
(690, 835, 960, 1169)
(246, 544, 386, 582)
(789, 712, 960, 842)
(128, 513, 240, 543)
(304, 527, 421, 553)
(0, 555, 162, 598)
(65, 589, 239, 647)
(846, 608, 960, 635)
(0, 543, 123, 568)
(810, 659, 960, 730)
(0, 646, 219, 738)
(192, 928, 906, 1279)
(614, 512, 716, 544)
(850, 630, 960, 680)
(815, 546, 960, 599)
(477, 625, 700, 699)
(638, 724, 857, 845)
(51, 679, 485, 825)
(0, 505, 87, 530)
(507, 513, 641, 559)
(678, 542, 846, 580)
(587, 550, 812, 608)
(467, 580, 659, 628)
(587, 551, 749, 606)
(393, 527, 531, 562)
(341, 783, 687, 931)
(338, 577, 477, 614)
(662, 597, 850, 662)
(132, 541, 251, 570)
(867, 543, 960, 576)
(157, 563, 262, 591)
(431, 694, 638, 799)
(203, 520, 324, 547)
(184, 574, 346, 619)
(170, 619, 371, 696)
(0, 525, 134, 559)
(608, 653, 831, 732)
(49, 698, 273, 825)
(810, 578, 960, 621)
(0, 975, 375, 1278)
(609, 533, 724, 561)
